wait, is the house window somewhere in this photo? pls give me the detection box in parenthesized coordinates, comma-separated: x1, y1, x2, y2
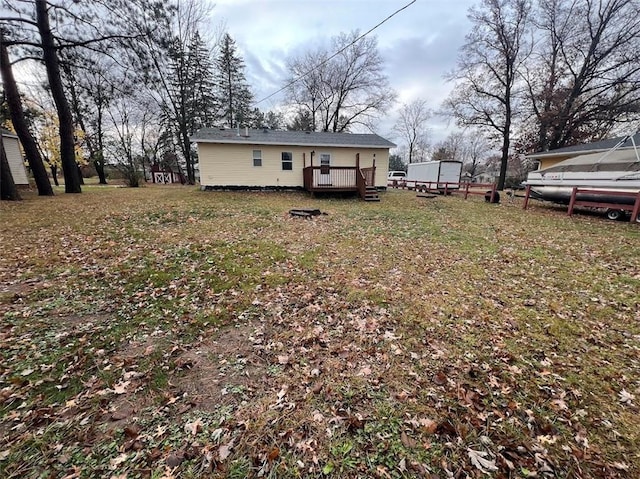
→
(281, 152, 293, 170)
(253, 149, 262, 167)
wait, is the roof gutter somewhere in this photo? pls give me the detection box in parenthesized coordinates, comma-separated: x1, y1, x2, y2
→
(190, 138, 396, 149)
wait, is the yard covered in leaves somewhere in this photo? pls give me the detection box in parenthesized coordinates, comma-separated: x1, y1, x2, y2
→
(1, 186, 639, 478)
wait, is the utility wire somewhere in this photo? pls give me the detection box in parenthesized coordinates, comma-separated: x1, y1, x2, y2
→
(254, 0, 416, 106)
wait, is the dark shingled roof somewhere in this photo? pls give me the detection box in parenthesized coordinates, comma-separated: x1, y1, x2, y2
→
(191, 128, 396, 149)
(1, 128, 18, 137)
(528, 133, 640, 159)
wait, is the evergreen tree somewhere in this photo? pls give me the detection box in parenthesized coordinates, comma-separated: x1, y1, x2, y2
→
(215, 34, 253, 128)
(165, 29, 217, 183)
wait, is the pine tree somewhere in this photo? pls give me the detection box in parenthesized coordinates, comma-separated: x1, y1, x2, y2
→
(214, 34, 253, 128)
(166, 29, 217, 183)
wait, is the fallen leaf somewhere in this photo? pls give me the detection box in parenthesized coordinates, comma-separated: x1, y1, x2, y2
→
(467, 448, 498, 473)
(433, 371, 447, 385)
(619, 389, 635, 405)
(166, 451, 184, 468)
(219, 438, 235, 461)
(268, 447, 280, 461)
(184, 419, 202, 435)
(419, 418, 438, 434)
(112, 381, 130, 395)
(109, 452, 128, 469)
(401, 431, 417, 448)
(277, 355, 289, 365)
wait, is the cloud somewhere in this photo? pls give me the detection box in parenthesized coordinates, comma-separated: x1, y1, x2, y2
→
(214, 0, 475, 140)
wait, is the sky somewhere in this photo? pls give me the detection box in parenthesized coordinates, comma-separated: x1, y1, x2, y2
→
(208, 0, 476, 144)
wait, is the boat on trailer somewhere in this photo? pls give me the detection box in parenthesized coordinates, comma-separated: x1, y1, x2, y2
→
(524, 135, 640, 206)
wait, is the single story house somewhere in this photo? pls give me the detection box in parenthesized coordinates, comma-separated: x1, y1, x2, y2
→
(527, 133, 640, 170)
(191, 128, 396, 200)
(1, 128, 29, 186)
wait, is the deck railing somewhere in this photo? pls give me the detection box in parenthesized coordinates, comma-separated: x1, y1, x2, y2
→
(303, 166, 359, 190)
(303, 165, 377, 200)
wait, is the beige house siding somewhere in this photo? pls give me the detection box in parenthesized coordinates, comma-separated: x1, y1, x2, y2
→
(198, 143, 389, 188)
(2, 134, 28, 185)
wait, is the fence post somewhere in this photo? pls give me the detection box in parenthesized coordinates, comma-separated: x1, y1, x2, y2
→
(568, 187, 578, 216)
(464, 182, 470, 200)
(490, 183, 496, 203)
(523, 185, 531, 210)
(631, 191, 640, 223)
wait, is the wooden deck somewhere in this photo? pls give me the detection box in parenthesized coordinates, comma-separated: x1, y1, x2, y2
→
(302, 166, 378, 201)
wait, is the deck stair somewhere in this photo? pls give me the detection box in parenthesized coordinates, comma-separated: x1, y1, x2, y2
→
(364, 186, 380, 202)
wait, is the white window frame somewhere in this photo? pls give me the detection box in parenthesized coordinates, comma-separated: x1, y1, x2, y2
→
(281, 151, 293, 171)
(253, 149, 262, 167)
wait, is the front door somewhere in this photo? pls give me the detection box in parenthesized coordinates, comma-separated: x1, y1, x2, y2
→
(319, 153, 331, 186)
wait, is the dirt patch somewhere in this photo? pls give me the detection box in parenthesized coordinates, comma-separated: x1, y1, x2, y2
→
(0, 280, 41, 306)
(171, 322, 268, 411)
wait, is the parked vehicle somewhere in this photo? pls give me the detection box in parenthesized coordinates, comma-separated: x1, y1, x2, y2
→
(387, 170, 407, 187)
(405, 160, 462, 192)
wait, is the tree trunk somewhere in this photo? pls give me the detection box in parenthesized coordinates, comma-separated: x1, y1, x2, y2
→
(77, 164, 84, 184)
(50, 164, 59, 186)
(181, 130, 195, 184)
(0, 30, 53, 196)
(94, 154, 107, 184)
(36, 0, 82, 193)
(0, 135, 22, 201)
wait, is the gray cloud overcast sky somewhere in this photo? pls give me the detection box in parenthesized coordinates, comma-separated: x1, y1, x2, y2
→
(210, 0, 476, 142)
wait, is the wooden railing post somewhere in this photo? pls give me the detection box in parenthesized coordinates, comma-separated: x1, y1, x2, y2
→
(372, 155, 376, 186)
(464, 182, 470, 199)
(523, 184, 531, 210)
(568, 187, 578, 216)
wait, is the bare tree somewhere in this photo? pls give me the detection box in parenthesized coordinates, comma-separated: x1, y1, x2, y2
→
(1, 0, 171, 193)
(522, 0, 640, 152)
(460, 132, 492, 179)
(432, 131, 466, 162)
(0, 28, 53, 196)
(392, 99, 431, 163)
(444, 0, 531, 190)
(285, 31, 396, 132)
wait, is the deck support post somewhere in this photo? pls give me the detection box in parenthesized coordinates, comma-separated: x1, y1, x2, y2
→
(523, 185, 531, 209)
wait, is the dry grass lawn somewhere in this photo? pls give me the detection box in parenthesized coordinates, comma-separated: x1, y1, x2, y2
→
(1, 185, 639, 478)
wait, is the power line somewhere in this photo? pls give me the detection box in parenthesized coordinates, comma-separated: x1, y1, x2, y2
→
(254, 0, 416, 106)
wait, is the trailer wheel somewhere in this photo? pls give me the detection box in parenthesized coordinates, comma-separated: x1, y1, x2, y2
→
(606, 209, 625, 221)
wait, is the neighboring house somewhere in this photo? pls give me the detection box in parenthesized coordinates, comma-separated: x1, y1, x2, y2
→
(191, 128, 396, 200)
(472, 171, 497, 184)
(527, 133, 640, 170)
(1, 129, 29, 186)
